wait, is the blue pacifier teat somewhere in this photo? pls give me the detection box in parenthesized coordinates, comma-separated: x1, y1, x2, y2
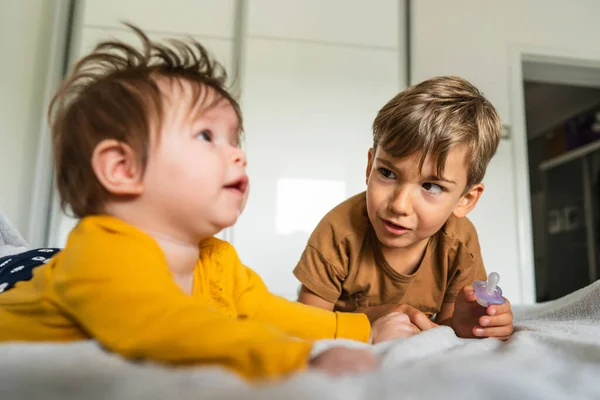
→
(473, 272, 506, 307)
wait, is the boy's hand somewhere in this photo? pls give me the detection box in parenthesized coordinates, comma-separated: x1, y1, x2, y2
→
(452, 285, 513, 340)
(309, 347, 378, 376)
(370, 312, 422, 344)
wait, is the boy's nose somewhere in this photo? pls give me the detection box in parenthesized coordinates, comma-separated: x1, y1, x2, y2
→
(389, 188, 412, 216)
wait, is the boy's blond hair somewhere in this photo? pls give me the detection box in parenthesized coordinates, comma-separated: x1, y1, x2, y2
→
(49, 23, 242, 218)
(372, 76, 501, 188)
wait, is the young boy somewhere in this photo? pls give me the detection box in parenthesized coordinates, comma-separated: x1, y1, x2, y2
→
(295, 77, 514, 340)
(0, 25, 417, 380)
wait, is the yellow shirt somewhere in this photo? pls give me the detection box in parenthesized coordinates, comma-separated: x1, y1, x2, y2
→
(0, 216, 370, 379)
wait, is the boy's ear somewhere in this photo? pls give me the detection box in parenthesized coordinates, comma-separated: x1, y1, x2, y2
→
(453, 183, 484, 218)
(366, 148, 374, 185)
(91, 139, 144, 196)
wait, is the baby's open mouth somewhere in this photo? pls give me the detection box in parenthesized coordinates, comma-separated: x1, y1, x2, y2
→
(224, 176, 248, 194)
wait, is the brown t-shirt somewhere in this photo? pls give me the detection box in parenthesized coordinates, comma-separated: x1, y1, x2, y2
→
(293, 192, 487, 317)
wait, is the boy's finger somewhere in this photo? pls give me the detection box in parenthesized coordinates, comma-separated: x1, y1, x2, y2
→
(473, 325, 514, 338)
(461, 285, 477, 302)
(480, 312, 512, 327)
(487, 300, 511, 316)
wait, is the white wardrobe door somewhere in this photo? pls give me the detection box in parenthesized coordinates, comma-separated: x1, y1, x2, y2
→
(246, 0, 400, 48)
(76, 27, 234, 72)
(233, 39, 401, 299)
(82, 0, 235, 38)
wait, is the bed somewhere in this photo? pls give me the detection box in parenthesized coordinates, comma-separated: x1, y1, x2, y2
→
(0, 278, 598, 399)
(1, 211, 599, 399)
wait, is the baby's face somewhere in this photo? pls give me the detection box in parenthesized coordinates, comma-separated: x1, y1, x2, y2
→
(365, 147, 470, 251)
(141, 80, 248, 242)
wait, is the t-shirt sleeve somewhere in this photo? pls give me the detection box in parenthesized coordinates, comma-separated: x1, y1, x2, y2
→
(294, 194, 369, 304)
(293, 244, 346, 303)
(443, 218, 487, 303)
(52, 227, 312, 380)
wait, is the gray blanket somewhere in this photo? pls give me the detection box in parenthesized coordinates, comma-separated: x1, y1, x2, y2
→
(0, 208, 28, 258)
(1, 280, 599, 400)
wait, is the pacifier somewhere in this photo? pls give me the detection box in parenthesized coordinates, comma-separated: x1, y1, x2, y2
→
(473, 272, 506, 307)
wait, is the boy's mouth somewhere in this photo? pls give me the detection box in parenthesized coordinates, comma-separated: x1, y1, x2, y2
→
(224, 175, 249, 194)
(382, 219, 410, 235)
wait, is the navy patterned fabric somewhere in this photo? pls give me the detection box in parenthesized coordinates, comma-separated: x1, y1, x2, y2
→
(0, 248, 61, 293)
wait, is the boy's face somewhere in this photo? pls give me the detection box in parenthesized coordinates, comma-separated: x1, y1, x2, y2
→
(365, 146, 482, 251)
(140, 81, 248, 241)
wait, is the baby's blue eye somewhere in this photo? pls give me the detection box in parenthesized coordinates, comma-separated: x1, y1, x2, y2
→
(423, 182, 443, 194)
(379, 168, 396, 179)
(196, 129, 212, 142)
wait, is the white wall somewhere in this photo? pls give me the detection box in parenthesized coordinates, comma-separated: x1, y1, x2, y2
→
(412, 0, 600, 304)
(233, 0, 405, 299)
(0, 0, 61, 240)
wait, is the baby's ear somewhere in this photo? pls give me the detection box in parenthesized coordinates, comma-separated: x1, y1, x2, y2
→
(453, 183, 484, 218)
(91, 139, 144, 196)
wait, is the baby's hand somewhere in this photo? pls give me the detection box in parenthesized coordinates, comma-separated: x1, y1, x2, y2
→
(453, 285, 514, 340)
(370, 312, 420, 344)
(387, 304, 438, 332)
(309, 347, 378, 376)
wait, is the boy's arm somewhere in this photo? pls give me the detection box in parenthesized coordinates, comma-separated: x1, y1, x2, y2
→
(292, 226, 434, 332)
(234, 254, 370, 343)
(297, 285, 335, 311)
(294, 246, 436, 330)
(290, 244, 373, 339)
(434, 238, 486, 330)
(299, 284, 435, 331)
(436, 218, 487, 323)
(293, 244, 346, 307)
(53, 237, 313, 380)
(435, 221, 513, 339)
(435, 303, 455, 327)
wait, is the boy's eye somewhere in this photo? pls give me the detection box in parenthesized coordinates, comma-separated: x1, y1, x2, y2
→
(422, 182, 443, 194)
(196, 129, 213, 142)
(379, 167, 396, 179)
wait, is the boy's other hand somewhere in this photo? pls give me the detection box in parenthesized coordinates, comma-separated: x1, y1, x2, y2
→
(452, 285, 513, 340)
(309, 347, 378, 376)
(370, 312, 422, 344)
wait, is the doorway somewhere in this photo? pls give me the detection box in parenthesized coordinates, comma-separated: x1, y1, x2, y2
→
(521, 59, 600, 302)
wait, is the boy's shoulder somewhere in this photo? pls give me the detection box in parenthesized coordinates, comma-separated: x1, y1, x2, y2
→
(307, 191, 370, 249)
(439, 214, 481, 258)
